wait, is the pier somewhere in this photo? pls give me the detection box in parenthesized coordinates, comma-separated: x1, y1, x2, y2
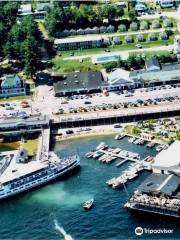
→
(52, 104, 180, 128)
(86, 142, 153, 189)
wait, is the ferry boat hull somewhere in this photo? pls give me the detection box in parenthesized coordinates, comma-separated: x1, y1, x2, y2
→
(0, 159, 80, 202)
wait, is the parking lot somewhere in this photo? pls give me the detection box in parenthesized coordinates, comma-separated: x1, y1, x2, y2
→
(1, 84, 180, 119)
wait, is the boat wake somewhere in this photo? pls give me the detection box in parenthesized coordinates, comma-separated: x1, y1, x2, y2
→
(54, 219, 74, 240)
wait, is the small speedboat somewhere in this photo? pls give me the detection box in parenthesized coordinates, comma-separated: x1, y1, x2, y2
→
(83, 198, 94, 210)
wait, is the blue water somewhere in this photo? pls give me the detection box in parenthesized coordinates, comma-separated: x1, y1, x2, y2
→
(96, 55, 119, 63)
(0, 136, 179, 240)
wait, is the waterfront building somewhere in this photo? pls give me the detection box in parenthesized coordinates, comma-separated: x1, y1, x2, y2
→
(54, 36, 110, 51)
(132, 62, 180, 86)
(0, 74, 26, 98)
(53, 71, 107, 96)
(125, 173, 180, 218)
(152, 140, 180, 174)
(140, 132, 154, 141)
(107, 68, 141, 90)
(0, 115, 49, 131)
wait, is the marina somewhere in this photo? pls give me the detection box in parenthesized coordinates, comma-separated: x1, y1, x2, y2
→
(0, 135, 178, 240)
(85, 141, 154, 189)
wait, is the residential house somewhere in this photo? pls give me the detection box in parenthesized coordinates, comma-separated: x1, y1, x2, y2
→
(0, 74, 26, 98)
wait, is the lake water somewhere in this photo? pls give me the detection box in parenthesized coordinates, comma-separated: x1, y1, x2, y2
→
(0, 136, 179, 240)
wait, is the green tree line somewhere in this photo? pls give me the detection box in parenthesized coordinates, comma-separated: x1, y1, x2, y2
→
(0, 2, 41, 75)
(44, 3, 124, 36)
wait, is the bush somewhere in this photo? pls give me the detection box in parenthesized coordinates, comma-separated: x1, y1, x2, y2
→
(148, 33, 157, 41)
(163, 18, 172, 28)
(136, 34, 145, 42)
(160, 31, 168, 40)
(125, 35, 133, 44)
(118, 24, 126, 32)
(104, 62, 117, 73)
(152, 19, 160, 29)
(129, 22, 138, 31)
(140, 21, 149, 30)
(132, 127, 141, 136)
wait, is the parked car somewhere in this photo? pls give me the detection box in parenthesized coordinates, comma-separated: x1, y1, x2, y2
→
(84, 101, 92, 104)
(66, 130, 74, 134)
(114, 124, 122, 128)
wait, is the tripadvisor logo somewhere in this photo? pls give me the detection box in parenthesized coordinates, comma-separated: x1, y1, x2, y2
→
(135, 227, 144, 236)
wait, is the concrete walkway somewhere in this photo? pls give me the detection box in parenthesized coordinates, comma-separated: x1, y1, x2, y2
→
(63, 45, 174, 61)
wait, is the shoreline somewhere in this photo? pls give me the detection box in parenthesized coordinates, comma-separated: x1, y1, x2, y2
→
(55, 129, 118, 142)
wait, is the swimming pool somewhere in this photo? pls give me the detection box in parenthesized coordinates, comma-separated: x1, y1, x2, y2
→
(92, 52, 129, 64)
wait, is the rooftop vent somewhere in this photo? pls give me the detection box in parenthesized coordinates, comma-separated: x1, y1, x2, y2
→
(64, 82, 67, 85)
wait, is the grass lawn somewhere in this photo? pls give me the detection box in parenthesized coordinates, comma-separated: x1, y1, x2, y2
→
(23, 139, 38, 157)
(52, 57, 103, 73)
(0, 139, 38, 157)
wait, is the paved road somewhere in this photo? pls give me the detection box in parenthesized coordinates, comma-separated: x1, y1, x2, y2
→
(53, 102, 180, 123)
(63, 45, 174, 61)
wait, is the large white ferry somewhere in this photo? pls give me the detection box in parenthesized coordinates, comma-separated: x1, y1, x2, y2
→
(0, 151, 80, 200)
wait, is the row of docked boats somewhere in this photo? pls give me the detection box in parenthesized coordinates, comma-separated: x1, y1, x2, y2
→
(106, 160, 151, 189)
(128, 137, 146, 145)
(128, 137, 158, 148)
(85, 142, 141, 164)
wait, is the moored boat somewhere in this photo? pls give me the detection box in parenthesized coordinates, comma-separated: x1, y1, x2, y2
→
(83, 198, 94, 210)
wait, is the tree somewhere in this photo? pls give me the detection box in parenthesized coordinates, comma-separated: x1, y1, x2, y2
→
(104, 62, 117, 73)
(128, 9, 137, 22)
(22, 36, 40, 75)
(126, 55, 136, 68)
(132, 127, 141, 136)
(4, 16, 40, 75)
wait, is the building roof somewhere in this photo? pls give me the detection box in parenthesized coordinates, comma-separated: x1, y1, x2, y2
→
(0, 115, 49, 130)
(36, 2, 52, 11)
(54, 35, 106, 45)
(108, 68, 133, 85)
(152, 141, 180, 172)
(145, 57, 160, 71)
(135, 3, 147, 11)
(1, 74, 21, 87)
(53, 71, 106, 94)
(19, 4, 32, 13)
(138, 173, 180, 197)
